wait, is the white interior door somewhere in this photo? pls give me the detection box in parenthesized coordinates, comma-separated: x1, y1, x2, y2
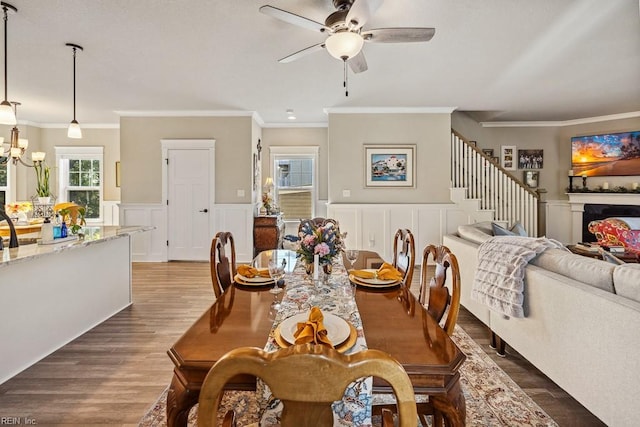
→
(167, 148, 212, 260)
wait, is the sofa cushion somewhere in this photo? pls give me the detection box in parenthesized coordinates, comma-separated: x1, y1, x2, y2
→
(530, 248, 616, 293)
(492, 221, 528, 237)
(457, 221, 494, 244)
(613, 264, 640, 302)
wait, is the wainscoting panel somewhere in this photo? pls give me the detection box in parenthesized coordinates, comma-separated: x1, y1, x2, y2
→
(213, 204, 254, 263)
(328, 203, 464, 264)
(120, 203, 255, 263)
(544, 200, 571, 244)
(119, 203, 166, 262)
(102, 201, 120, 226)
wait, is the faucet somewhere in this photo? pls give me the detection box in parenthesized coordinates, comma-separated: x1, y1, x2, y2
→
(0, 208, 18, 249)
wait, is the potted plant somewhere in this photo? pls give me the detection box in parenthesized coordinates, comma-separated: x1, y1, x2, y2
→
(34, 161, 51, 203)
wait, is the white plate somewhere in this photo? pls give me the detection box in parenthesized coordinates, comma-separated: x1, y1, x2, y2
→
(279, 312, 350, 346)
(350, 269, 398, 285)
(235, 273, 273, 283)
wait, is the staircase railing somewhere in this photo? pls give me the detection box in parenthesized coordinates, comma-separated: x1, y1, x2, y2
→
(451, 130, 539, 236)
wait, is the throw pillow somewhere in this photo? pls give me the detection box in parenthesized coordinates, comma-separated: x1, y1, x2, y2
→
(492, 222, 528, 237)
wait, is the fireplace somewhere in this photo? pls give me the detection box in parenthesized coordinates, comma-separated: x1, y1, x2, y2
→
(582, 204, 640, 241)
(567, 193, 640, 244)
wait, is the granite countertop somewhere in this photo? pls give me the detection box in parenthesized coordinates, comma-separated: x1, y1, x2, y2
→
(0, 225, 153, 268)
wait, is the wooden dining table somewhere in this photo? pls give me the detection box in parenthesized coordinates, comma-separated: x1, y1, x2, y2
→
(166, 250, 466, 426)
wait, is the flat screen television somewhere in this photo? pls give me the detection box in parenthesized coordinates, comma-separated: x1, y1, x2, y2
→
(571, 130, 640, 176)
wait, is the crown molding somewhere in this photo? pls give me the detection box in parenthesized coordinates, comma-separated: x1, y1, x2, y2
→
(261, 122, 328, 129)
(480, 111, 640, 128)
(324, 106, 458, 115)
(114, 109, 257, 118)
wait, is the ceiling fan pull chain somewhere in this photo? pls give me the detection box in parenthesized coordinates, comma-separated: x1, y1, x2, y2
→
(343, 57, 349, 97)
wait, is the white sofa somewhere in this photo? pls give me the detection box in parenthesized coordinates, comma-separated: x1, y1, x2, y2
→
(443, 225, 640, 427)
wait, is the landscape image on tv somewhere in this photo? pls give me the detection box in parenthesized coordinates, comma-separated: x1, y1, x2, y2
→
(571, 130, 640, 176)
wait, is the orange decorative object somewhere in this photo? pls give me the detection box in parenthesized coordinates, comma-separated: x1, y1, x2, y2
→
(588, 217, 640, 253)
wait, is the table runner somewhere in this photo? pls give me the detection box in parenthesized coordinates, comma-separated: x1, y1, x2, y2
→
(257, 257, 373, 426)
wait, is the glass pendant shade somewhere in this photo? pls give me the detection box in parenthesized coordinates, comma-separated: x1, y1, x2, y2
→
(68, 119, 82, 139)
(325, 31, 364, 60)
(0, 100, 16, 125)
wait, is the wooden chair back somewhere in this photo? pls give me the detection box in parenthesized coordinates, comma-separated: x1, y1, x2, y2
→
(198, 344, 417, 427)
(419, 244, 461, 336)
(298, 217, 339, 233)
(210, 231, 237, 299)
(392, 229, 416, 287)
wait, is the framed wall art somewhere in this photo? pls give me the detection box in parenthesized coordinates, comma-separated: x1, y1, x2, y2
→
(524, 170, 539, 188)
(364, 145, 415, 188)
(500, 145, 516, 171)
(518, 149, 543, 169)
(482, 148, 494, 157)
(571, 130, 640, 176)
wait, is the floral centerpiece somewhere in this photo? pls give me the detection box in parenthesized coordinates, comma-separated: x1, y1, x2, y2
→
(296, 219, 346, 273)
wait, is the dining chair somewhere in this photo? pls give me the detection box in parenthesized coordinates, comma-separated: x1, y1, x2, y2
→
(374, 244, 461, 426)
(298, 217, 339, 232)
(392, 228, 416, 287)
(418, 244, 461, 336)
(210, 231, 237, 299)
(197, 343, 418, 427)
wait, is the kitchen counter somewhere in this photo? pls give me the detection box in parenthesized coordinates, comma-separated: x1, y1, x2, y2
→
(0, 225, 152, 384)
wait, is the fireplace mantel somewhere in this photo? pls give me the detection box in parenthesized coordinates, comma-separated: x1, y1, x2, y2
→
(567, 193, 640, 242)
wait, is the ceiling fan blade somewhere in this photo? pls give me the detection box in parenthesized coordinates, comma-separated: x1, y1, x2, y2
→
(259, 5, 330, 33)
(363, 27, 436, 43)
(346, 0, 383, 30)
(278, 43, 326, 63)
(348, 51, 368, 73)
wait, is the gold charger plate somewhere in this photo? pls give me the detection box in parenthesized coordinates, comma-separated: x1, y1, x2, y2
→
(349, 273, 401, 289)
(274, 322, 357, 354)
(234, 274, 274, 286)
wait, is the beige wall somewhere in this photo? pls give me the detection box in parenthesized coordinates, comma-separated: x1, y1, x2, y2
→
(119, 116, 253, 204)
(327, 113, 452, 203)
(452, 112, 640, 200)
(2, 125, 120, 202)
(261, 127, 329, 200)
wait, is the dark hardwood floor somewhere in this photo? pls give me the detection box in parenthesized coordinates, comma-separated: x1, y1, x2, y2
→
(0, 262, 605, 426)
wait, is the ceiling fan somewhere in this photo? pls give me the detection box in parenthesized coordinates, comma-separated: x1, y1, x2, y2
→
(259, 0, 435, 94)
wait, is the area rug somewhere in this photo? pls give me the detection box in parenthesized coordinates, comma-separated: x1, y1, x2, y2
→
(138, 326, 557, 426)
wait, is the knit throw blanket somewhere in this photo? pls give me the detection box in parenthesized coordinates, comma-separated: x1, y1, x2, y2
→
(471, 236, 566, 318)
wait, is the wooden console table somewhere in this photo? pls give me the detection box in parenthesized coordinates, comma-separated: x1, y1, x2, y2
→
(253, 215, 284, 257)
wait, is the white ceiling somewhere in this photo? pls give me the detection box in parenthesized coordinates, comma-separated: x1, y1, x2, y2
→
(4, 0, 640, 127)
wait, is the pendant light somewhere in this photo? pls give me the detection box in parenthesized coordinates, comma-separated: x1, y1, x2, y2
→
(0, 2, 17, 125)
(66, 43, 83, 139)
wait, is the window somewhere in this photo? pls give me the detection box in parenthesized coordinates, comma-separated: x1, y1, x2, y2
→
(56, 146, 103, 221)
(269, 146, 318, 221)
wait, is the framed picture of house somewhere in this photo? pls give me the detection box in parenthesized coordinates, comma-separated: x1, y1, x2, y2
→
(364, 145, 415, 188)
(518, 149, 543, 169)
(482, 148, 494, 157)
(524, 170, 539, 188)
(501, 145, 516, 170)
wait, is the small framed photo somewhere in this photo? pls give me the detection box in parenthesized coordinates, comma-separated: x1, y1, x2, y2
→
(501, 145, 516, 170)
(482, 148, 494, 157)
(524, 170, 539, 188)
(364, 145, 416, 188)
(518, 149, 543, 169)
(469, 140, 477, 147)
(491, 156, 499, 164)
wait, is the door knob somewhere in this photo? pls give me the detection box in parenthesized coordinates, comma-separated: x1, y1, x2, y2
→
(199, 209, 208, 213)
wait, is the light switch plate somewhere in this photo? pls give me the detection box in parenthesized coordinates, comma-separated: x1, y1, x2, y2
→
(237, 189, 245, 197)
(342, 189, 351, 197)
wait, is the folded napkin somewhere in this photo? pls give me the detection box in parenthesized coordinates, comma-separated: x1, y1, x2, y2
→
(293, 306, 333, 347)
(237, 264, 271, 278)
(350, 262, 404, 282)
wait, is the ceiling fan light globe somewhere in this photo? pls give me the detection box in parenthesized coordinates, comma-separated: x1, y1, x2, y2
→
(325, 31, 364, 60)
(68, 120, 82, 139)
(0, 101, 16, 125)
